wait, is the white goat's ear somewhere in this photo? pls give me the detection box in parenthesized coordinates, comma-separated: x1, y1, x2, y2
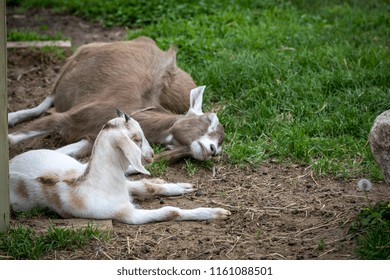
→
(117, 108, 131, 122)
(117, 108, 125, 118)
(187, 86, 206, 116)
(208, 113, 220, 131)
(117, 137, 150, 175)
(128, 140, 150, 175)
(124, 112, 131, 123)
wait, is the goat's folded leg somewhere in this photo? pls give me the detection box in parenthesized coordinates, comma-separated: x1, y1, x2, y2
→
(125, 178, 194, 197)
(8, 112, 66, 146)
(55, 139, 93, 158)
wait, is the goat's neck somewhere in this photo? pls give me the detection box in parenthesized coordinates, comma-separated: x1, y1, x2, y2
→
(132, 107, 181, 144)
(81, 133, 127, 188)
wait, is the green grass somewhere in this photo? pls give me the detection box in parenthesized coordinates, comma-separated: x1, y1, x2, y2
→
(9, 0, 389, 180)
(349, 201, 390, 259)
(11, 206, 61, 219)
(0, 223, 109, 259)
(7, 28, 68, 59)
(7, 29, 64, 41)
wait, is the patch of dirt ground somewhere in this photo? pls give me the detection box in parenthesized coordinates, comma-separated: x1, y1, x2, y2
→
(5, 8, 390, 260)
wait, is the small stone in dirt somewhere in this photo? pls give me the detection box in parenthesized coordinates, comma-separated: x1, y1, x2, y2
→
(195, 191, 206, 196)
(291, 209, 299, 214)
(170, 236, 177, 241)
(142, 245, 151, 253)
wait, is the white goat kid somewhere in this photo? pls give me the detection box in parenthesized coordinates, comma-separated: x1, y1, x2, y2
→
(8, 37, 225, 163)
(9, 111, 231, 224)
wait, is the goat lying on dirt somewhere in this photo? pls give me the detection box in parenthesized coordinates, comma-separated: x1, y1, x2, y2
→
(8, 36, 224, 163)
(9, 110, 231, 224)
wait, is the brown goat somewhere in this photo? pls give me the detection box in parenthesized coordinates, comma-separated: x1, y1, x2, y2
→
(8, 36, 224, 165)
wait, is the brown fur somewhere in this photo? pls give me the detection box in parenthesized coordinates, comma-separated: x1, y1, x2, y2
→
(16, 37, 195, 143)
(63, 169, 79, 186)
(143, 182, 165, 196)
(37, 172, 84, 217)
(12, 37, 224, 161)
(16, 180, 29, 199)
(68, 190, 85, 210)
(113, 206, 133, 223)
(155, 146, 192, 162)
(38, 177, 65, 216)
(162, 210, 181, 222)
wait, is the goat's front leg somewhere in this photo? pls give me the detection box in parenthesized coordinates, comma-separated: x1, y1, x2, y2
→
(126, 178, 194, 197)
(115, 203, 231, 224)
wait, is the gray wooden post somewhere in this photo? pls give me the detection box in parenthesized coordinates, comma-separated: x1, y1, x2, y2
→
(0, 0, 10, 232)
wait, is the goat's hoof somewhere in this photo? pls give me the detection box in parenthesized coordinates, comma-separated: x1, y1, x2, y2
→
(178, 183, 194, 193)
(8, 134, 16, 146)
(214, 208, 231, 220)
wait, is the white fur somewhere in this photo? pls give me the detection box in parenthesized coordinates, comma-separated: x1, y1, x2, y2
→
(8, 96, 53, 126)
(188, 86, 205, 116)
(9, 130, 48, 146)
(191, 134, 221, 161)
(9, 115, 231, 224)
(55, 139, 92, 158)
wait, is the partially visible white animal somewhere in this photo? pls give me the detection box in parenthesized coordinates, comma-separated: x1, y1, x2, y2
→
(9, 110, 231, 224)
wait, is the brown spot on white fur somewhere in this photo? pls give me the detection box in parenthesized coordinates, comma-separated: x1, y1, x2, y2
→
(16, 180, 29, 199)
(38, 177, 63, 214)
(37, 174, 58, 186)
(113, 207, 131, 223)
(162, 210, 181, 222)
(63, 169, 79, 186)
(144, 182, 165, 196)
(68, 190, 85, 210)
(37, 174, 74, 218)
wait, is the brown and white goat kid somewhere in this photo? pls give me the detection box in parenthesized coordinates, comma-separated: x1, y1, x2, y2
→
(8, 37, 224, 164)
(9, 111, 231, 224)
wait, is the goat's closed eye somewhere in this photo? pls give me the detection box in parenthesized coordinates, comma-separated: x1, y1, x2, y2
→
(132, 136, 142, 146)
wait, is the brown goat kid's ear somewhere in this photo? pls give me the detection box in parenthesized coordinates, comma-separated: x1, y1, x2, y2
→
(187, 86, 206, 116)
